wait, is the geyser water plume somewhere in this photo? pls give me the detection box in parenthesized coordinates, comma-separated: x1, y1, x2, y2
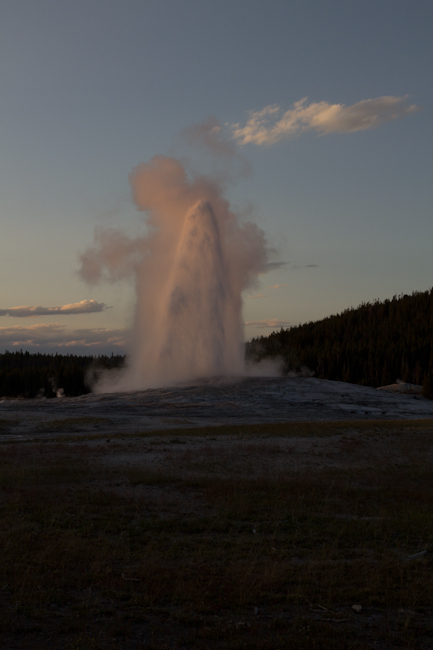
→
(79, 155, 268, 391)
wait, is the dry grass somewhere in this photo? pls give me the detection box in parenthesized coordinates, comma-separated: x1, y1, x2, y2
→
(0, 420, 432, 649)
(137, 418, 433, 439)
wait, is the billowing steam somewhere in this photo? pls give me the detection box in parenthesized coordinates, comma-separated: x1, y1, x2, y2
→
(79, 155, 268, 391)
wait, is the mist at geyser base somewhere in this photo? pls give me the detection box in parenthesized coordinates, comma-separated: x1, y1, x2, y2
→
(79, 154, 268, 392)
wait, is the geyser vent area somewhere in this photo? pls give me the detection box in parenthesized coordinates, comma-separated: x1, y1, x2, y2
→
(79, 155, 268, 391)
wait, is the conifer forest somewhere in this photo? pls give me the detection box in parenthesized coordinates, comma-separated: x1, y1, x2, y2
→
(247, 289, 433, 398)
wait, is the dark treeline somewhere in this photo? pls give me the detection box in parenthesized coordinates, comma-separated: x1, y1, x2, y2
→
(246, 289, 433, 398)
(0, 352, 125, 398)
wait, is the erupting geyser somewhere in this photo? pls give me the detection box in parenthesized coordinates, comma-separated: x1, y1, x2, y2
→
(79, 155, 268, 391)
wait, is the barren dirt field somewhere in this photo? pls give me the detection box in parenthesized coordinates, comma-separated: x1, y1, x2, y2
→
(0, 378, 432, 649)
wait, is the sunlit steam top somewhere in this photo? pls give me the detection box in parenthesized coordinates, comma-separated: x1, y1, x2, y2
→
(79, 155, 268, 391)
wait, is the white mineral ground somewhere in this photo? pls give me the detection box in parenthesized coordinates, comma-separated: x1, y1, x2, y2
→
(1, 377, 433, 442)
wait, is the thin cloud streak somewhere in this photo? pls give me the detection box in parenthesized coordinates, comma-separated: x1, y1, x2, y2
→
(180, 116, 240, 160)
(265, 261, 289, 272)
(0, 323, 128, 349)
(178, 116, 252, 180)
(245, 319, 290, 329)
(0, 300, 110, 318)
(232, 95, 420, 145)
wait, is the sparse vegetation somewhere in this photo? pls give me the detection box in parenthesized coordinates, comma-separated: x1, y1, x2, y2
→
(0, 420, 432, 648)
(36, 417, 112, 432)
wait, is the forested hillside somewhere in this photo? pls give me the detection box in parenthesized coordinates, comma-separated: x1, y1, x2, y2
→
(246, 289, 433, 398)
(0, 352, 125, 398)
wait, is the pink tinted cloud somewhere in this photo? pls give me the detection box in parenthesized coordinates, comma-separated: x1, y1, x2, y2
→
(0, 300, 109, 318)
(232, 95, 420, 145)
(0, 323, 128, 349)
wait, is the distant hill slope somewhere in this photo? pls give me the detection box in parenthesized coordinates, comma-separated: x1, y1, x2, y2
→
(246, 289, 433, 397)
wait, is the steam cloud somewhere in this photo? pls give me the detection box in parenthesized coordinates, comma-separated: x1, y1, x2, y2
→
(79, 155, 268, 391)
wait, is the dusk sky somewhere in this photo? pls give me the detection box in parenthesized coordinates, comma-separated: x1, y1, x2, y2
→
(1, 0, 432, 355)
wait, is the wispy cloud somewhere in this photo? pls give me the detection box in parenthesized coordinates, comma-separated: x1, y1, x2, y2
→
(245, 319, 290, 329)
(232, 96, 420, 146)
(265, 261, 289, 272)
(245, 294, 265, 299)
(178, 116, 252, 180)
(0, 323, 127, 350)
(0, 300, 110, 318)
(268, 283, 288, 289)
(180, 116, 240, 160)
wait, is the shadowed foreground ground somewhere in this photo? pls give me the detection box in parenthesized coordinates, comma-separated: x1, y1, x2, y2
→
(0, 414, 432, 649)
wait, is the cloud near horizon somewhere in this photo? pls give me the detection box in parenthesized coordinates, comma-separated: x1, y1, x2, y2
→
(231, 95, 420, 145)
(0, 323, 128, 350)
(0, 300, 110, 318)
(244, 319, 290, 329)
(0, 321, 290, 350)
